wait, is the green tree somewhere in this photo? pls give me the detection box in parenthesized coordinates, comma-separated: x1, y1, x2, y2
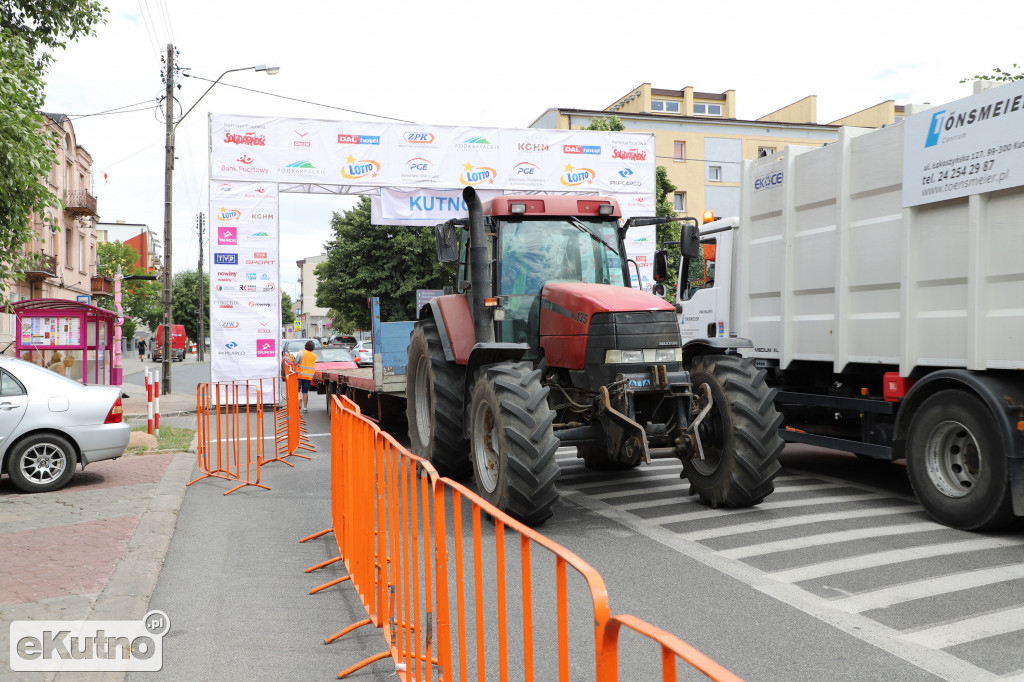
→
(315, 197, 454, 329)
(585, 114, 625, 131)
(169, 270, 210, 345)
(93, 241, 161, 341)
(281, 291, 294, 328)
(0, 3, 107, 298)
(961, 64, 1023, 83)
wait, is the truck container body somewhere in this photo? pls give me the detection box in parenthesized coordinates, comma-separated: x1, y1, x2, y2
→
(675, 81, 1024, 530)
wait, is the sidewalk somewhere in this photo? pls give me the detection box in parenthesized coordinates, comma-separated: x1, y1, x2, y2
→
(0, 451, 195, 681)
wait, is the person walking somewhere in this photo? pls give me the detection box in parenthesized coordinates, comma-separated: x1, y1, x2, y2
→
(137, 337, 147, 362)
(294, 340, 317, 414)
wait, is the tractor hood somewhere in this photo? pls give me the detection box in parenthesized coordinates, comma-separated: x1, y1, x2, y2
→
(542, 282, 674, 322)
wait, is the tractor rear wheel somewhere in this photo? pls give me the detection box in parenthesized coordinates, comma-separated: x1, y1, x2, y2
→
(407, 319, 471, 479)
(469, 362, 560, 525)
(683, 354, 782, 508)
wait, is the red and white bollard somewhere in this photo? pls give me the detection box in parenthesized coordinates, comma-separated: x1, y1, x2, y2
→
(145, 367, 161, 438)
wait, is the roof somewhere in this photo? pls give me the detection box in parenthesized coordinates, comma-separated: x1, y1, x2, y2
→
(12, 298, 119, 321)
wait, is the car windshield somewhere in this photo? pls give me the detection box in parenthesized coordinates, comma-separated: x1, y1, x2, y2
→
(315, 348, 354, 363)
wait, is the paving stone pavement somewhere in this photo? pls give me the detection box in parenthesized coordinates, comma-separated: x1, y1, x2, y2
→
(0, 452, 194, 682)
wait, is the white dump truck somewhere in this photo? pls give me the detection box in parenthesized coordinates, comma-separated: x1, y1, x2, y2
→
(669, 80, 1024, 530)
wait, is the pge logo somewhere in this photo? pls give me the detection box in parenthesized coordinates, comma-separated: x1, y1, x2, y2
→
(341, 157, 381, 179)
(218, 208, 241, 221)
(513, 161, 539, 176)
(217, 183, 233, 193)
(560, 164, 595, 187)
(405, 157, 433, 172)
(459, 164, 497, 186)
(214, 253, 238, 265)
(925, 109, 946, 147)
(217, 227, 237, 245)
(403, 132, 435, 144)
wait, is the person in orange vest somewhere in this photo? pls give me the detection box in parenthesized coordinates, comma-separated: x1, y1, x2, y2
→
(293, 340, 317, 414)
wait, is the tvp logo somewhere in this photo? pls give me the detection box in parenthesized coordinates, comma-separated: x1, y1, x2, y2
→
(925, 110, 946, 148)
(214, 253, 238, 265)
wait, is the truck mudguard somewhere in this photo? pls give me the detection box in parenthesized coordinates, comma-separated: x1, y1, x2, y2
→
(681, 336, 753, 364)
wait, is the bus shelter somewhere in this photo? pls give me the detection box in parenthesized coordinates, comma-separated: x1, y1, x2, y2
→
(13, 299, 118, 385)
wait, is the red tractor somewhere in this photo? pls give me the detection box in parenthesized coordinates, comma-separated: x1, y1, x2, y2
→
(407, 188, 782, 524)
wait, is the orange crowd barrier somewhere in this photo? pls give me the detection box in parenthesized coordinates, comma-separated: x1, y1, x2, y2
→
(270, 365, 314, 466)
(303, 394, 744, 681)
(190, 381, 270, 495)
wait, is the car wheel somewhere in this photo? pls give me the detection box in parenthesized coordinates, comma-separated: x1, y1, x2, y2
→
(7, 434, 78, 493)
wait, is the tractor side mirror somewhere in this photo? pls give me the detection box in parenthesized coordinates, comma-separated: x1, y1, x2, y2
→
(653, 250, 669, 282)
(680, 221, 701, 260)
(433, 222, 459, 262)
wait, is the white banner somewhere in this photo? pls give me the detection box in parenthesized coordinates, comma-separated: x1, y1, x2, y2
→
(903, 79, 1024, 207)
(209, 181, 281, 384)
(210, 115, 657, 195)
(371, 188, 503, 226)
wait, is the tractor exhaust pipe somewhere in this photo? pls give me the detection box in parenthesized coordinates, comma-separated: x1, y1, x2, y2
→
(463, 186, 494, 344)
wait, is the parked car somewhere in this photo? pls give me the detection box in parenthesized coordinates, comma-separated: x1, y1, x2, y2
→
(352, 341, 372, 367)
(281, 338, 322, 374)
(0, 356, 129, 493)
(310, 347, 357, 392)
(329, 334, 356, 350)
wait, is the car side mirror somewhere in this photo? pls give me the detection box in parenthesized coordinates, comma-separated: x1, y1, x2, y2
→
(653, 250, 669, 282)
(434, 222, 459, 262)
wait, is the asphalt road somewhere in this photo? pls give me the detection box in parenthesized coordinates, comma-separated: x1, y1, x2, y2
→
(135, 395, 1024, 681)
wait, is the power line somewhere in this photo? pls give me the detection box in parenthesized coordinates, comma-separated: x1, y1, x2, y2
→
(183, 74, 416, 123)
(68, 100, 158, 120)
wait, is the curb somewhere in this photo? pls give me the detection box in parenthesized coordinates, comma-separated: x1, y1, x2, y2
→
(52, 452, 195, 682)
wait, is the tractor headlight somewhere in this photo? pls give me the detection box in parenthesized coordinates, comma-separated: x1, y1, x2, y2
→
(620, 350, 644, 364)
(655, 348, 682, 362)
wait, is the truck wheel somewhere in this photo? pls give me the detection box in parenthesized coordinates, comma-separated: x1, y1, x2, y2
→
(469, 362, 560, 525)
(906, 390, 1014, 530)
(407, 319, 471, 479)
(684, 354, 782, 508)
(7, 434, 78, 493)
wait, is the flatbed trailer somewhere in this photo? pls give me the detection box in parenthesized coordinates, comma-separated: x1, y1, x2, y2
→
(314, 298, 414, 424)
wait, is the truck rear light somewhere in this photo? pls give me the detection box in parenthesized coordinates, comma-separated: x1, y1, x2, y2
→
(882, 372, 916, 402)
(105, 396, 124, 424)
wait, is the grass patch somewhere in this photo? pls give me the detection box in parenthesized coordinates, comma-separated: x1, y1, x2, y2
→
(130, 425, 196, 452)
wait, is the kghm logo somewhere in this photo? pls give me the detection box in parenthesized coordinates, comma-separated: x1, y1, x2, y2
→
(925, 110, 946, 148)
(459, 163, 497, 186)
(341, 156, 381, 179)
(218, 208, 241, 220)
(337, 134, 381, 145)
(560, 164, 595, 186)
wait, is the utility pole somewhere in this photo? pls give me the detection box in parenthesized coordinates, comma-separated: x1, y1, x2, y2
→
(196, 212, 205, 363)
(161, 43, 175, 394)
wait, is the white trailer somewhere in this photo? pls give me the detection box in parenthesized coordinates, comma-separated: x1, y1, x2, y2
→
(671, 80, 1024, 530)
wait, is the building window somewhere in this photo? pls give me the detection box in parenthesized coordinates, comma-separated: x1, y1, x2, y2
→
(694, 103, 723, 116)
(708, 165, 723, 182)
(758, 146, 776, 157)
(673, 141, 686, 161)
(651, 99, 680, 113)
(79, 235, 85, 271)
(65, 228, 72, 268)
(673, 192, 686, 212)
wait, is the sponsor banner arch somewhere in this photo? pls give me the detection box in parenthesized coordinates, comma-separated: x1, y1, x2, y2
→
(208, 114, 657, 383)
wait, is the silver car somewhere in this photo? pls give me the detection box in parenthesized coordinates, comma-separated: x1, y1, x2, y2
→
(0, 356, 130, 493)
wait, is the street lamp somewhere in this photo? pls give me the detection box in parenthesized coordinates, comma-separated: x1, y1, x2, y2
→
(160, 44, 279, 393)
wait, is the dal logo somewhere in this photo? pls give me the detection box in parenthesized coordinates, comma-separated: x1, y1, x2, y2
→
(341, 156, 381, 180)
(218, 208, 241, 221)
(337, 134, 380, 145)
(560, 164, 596, 187)
(217, 227, 237, 245)
(459, 163, 497, 186)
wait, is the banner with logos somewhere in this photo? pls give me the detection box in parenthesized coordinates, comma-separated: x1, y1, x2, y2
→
(209, 181, 281, 383)
(210, 114, 656, 196)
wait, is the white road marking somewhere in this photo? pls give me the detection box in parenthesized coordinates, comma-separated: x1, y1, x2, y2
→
(830, 564, 1024, 613)
(680, 505, 922, 542)
(902, 605, 1024, 649)
(718, 522, 941, 559)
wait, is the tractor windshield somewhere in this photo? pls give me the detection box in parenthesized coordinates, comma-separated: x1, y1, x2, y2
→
(497, 218, 625, 346)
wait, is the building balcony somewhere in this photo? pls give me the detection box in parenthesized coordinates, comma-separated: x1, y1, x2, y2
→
(65, 189, 98, 217)
(23, 253, 58, 281)
(91, 275, 112, 295)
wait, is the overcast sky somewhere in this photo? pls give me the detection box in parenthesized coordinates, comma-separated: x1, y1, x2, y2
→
(41, 0, 1021, 296)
